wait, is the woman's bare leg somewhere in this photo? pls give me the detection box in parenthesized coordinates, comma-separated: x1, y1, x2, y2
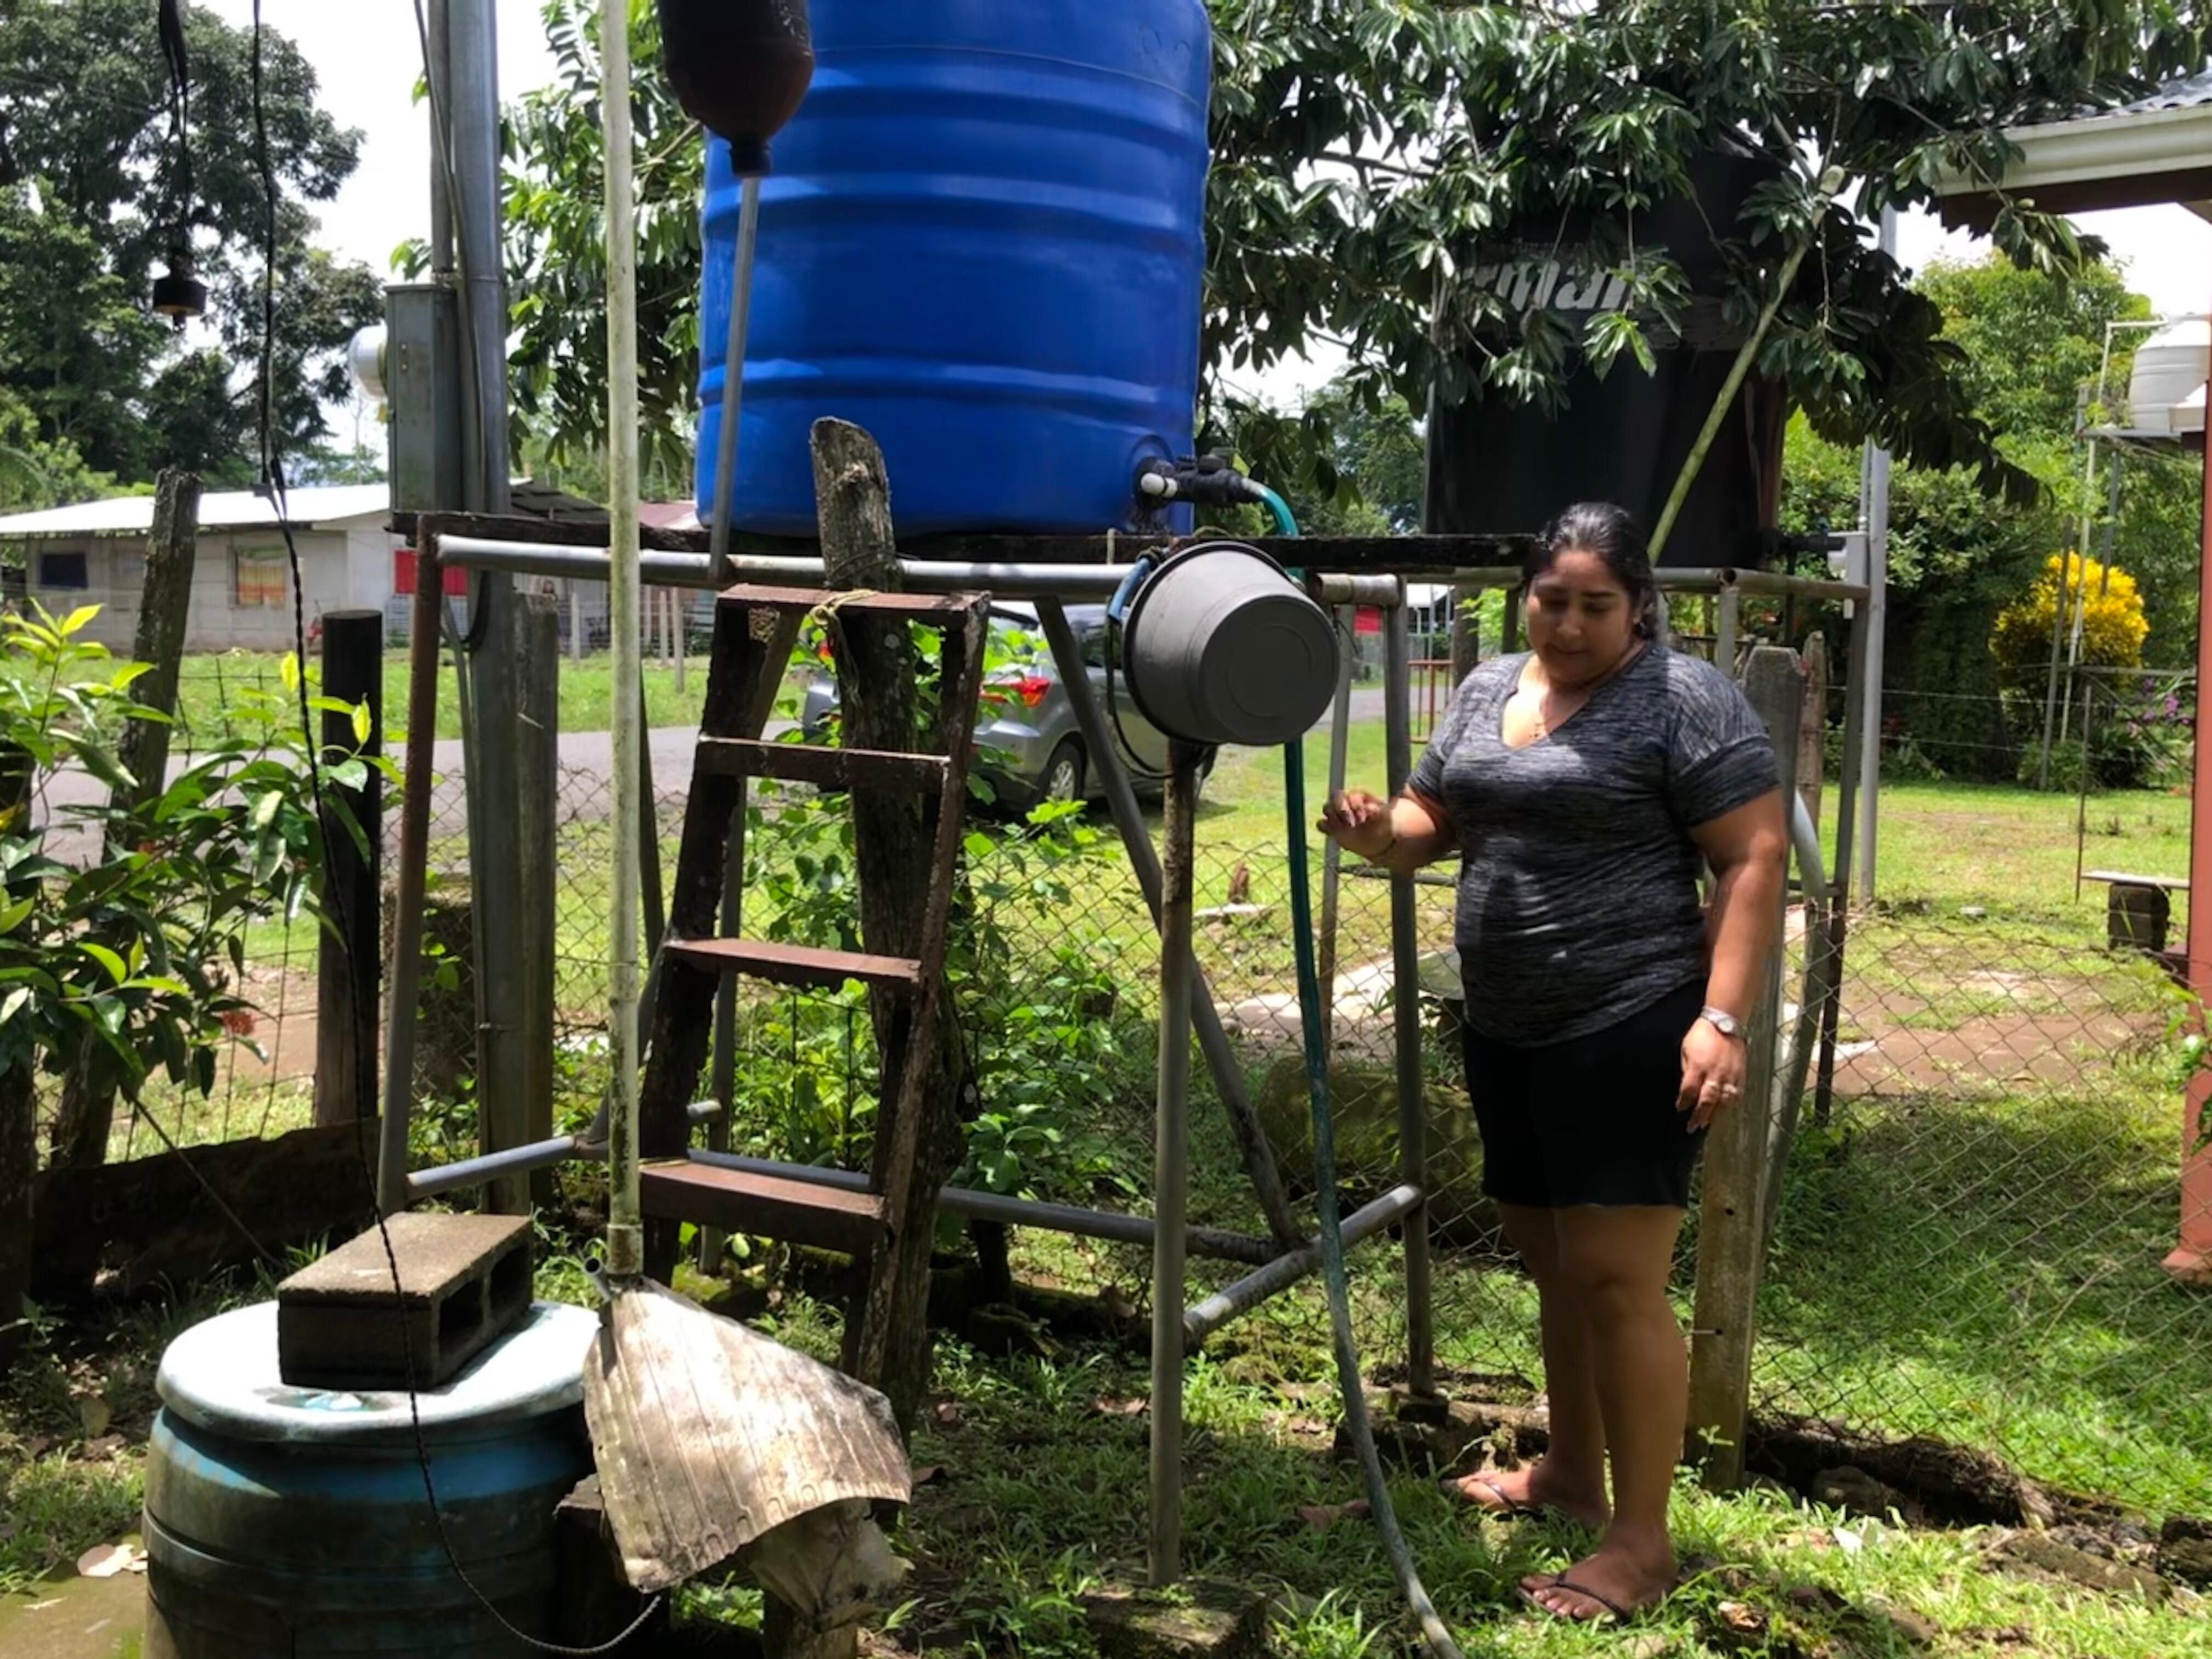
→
(1521, 1204, 1688, 1620)
(1443, 1203, 1608, 1527)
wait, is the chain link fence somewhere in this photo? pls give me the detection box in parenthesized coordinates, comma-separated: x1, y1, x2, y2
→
(55, 640, 2207, 1521)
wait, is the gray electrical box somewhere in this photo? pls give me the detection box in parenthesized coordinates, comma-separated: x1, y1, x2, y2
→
(384, 284, 465, 516)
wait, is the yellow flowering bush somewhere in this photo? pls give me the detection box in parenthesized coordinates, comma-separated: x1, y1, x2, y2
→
(1990, 552, 2148, 683)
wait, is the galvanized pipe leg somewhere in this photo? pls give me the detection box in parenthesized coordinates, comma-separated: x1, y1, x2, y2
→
(1149, 742, 1200, 1586)
(1034, 599, 1304, 1250)
(1384, 602, 1435, 1396)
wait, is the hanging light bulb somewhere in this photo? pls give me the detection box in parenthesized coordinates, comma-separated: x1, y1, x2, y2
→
(151, 251, 208, 329)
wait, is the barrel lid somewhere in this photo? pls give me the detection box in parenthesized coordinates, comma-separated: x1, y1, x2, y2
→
(156, 1301, 596, 1444)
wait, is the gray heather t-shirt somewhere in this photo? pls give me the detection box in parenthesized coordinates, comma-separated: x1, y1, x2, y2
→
(1410, 645, 1780, 1047)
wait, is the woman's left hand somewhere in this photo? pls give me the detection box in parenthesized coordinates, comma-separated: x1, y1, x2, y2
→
(1678, 1016, 1747, 1131)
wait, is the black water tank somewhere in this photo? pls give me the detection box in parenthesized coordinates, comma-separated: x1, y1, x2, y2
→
(1427, 144, 1784, 565)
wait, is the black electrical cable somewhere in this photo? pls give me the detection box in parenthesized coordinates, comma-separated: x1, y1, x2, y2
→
(156, 0, 194, 252)
(244, 6, 658, 1651)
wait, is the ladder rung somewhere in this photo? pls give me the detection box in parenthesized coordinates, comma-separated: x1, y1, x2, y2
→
(696, 736, 951, 793)
(639, 1160, 888, 1255)
(720, 584, 978, 618)
(663, 938, 923, 991)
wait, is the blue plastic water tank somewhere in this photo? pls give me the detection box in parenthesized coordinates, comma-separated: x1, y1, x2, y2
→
(143, 1301, 596, 1657)
(696, 0, 1214, 537)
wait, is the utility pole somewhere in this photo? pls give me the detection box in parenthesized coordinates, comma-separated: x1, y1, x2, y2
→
(1854, 206, 1895, 902)
(430, 0, 534, 1185)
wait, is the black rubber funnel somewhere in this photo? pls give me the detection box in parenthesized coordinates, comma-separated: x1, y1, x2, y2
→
(657, 0, 815, 175)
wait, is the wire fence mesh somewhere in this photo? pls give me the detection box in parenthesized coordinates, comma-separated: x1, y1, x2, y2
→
(38, 640, 2211, 1521)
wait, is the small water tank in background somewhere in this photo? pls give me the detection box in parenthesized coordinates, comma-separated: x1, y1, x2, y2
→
(144, 1300, 596, 1658)
(697, 0, 1214, 536)
(2126, 318, 2209, 437)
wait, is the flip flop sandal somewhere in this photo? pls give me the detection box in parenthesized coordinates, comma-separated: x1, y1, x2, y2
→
(1516, 1575, 1638, 1626)
(1440, 1471, 1536, 1517)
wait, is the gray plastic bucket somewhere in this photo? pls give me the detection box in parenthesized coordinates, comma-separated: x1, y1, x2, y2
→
(1122, 543, 1341, 747)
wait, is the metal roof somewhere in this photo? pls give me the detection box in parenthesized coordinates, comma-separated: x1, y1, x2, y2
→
(2110, 68, 2212, 116)
(0, 484, 393, 541)
(0, 482, 703, 542)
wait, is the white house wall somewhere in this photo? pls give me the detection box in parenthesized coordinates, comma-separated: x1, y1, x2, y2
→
(24, 529, 395, 654)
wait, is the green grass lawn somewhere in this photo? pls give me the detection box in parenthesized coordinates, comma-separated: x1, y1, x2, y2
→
(9, 1227, 2204, 1658)
(166, 647, 758, 744)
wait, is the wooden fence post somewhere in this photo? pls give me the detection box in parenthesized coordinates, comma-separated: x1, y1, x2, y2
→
(50, 469, 199, 1170)
(1, 746, 32, 1369)
(479, 594, 560, 1215)
(1798, 632, 1827, 832)
(1686, 644, 1802, 1489)
(811, 419, 977, 1439)
(516, 594, 561, 1209)
(314, 611, 385, 1131)
(0, 1058, 35, 1372)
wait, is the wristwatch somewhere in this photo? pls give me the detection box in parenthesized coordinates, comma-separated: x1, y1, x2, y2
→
(1700, 1006, 1745, 1041)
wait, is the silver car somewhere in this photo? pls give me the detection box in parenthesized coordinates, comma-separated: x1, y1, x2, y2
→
(798, 603, 1208, 815)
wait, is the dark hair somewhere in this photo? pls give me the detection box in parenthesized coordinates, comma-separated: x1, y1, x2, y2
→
(1526, 501, 1660, 638)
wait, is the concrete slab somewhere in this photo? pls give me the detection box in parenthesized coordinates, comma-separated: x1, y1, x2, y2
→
(0, 1567, 145, 1659)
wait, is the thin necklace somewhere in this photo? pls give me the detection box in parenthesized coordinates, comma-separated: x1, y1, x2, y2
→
(1528, 641, 1644, 738)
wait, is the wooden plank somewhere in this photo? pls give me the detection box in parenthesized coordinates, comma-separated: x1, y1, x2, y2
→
(2085, 870, 2190, 890)
(30, 1120, 383, 1304)
(722, 584, 975, 617)
(662, 938, 923, 991)
(639, 1161, 889, 1255)
(695, 736, 951, 794)
(1687, 646, 1802, 1491)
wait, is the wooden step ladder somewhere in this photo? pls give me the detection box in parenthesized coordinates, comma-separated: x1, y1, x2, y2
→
(635, 583, 989, 1279)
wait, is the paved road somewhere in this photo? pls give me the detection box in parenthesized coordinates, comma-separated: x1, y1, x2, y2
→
(31, 686, 1401, 864)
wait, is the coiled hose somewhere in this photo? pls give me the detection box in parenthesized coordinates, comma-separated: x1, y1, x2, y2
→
(1261, 483, 1464, 1659)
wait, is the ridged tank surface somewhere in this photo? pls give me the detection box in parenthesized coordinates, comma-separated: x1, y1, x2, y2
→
(142, 1300, 596, 1658)
(697, 0, 1213, 535)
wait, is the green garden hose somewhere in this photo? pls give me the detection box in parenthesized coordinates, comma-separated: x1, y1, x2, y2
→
(1267, 488, 1466, 1659)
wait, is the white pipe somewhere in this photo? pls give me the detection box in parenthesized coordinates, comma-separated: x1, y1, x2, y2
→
(1853, 207, 1896, 901)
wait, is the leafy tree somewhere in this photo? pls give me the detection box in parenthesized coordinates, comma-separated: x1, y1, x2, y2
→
(0, 1, 381, 483)
(1203, 1, 2199, 496)
(0, 390, 114, 513)
(1211, 373, 1427, 535)
(498, 0, 704, 484)
(495, 3, 2201, 511)
(1781, 251, 2199, 778)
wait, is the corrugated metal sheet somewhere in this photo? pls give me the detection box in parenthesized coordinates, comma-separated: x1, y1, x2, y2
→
(2111, 67, 2212, 115)
(0, 484, 392, 540)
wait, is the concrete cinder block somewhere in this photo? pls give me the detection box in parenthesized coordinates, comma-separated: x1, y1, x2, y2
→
(276, 1213, 534, 1390)
(1081, 1581, 1269, 1659)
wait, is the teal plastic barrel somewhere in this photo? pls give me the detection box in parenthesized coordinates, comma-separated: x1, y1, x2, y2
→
(143, 1300, 596, 1657)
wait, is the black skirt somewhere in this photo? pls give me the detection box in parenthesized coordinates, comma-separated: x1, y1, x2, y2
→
(1460, 979, 1709, 1209)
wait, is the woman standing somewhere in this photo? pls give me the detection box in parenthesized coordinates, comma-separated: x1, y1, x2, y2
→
(1320, 503, 1787, 1624)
